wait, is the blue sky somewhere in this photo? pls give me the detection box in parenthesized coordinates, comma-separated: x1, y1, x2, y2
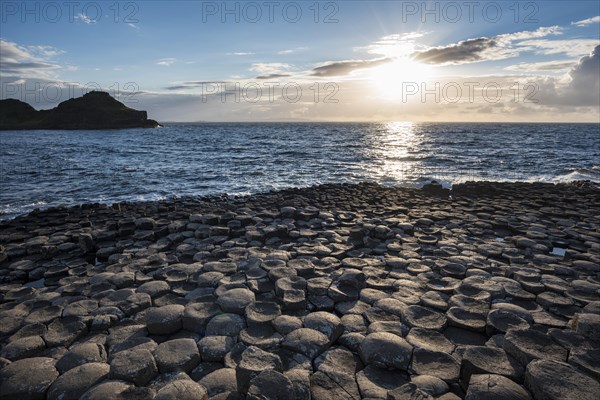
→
(1, 1, 599, 121)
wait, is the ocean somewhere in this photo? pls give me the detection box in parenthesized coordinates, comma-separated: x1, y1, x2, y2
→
(1, 122, 599, 219)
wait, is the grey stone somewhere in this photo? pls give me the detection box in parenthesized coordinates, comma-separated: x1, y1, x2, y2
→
(359, 332, 413, 370)
(182, 301, 220, 334)
(154, 338, 200, 373)
(56, 343, 107, 373)
(218, 288, 255, 314)
(205, 313, 246, 337)
(155, 379, 208, 400)
(525, 359, 600, 400)
(247, 370, 294, 400)
(110, 348, 158, 386)
(282, 328, 329, 360)
(146, 304, 185, 335)
(47, 362, 110, 400)
(465, 374, 531, 400)
(198, 335, 235, 362)
(0, 357, 59, 400)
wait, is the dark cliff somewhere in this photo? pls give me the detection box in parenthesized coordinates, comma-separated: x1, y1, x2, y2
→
(0, 91, 159, 130)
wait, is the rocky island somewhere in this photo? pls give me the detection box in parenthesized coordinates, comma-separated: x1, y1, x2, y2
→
(0, 91, 159, 130)
(0, 182, 599, 399)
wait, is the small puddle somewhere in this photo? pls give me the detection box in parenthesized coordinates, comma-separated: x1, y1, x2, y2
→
(552, 247, 566, 257)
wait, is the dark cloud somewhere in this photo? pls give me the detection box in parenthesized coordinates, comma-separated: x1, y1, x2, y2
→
(256, 73, 292, 80)
(311, 58, 391, 77)
(564, 45, 600, 105)
(412, 38, 498, 65)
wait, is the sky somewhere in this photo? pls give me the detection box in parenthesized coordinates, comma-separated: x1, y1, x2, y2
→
(1, 0, 599, 122)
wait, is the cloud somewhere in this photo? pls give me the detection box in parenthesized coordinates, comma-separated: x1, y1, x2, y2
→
(0, 39, 64, 78)
(76, 13, 96, 24)
(277, 47, 309, 55)
(412, 26, 562, 65)
(517, 39, 600, 57)
(250, 63, 292, 75)
(572, 16, 600, 26)
(505, 60, 577, 72)
(157, 58, 176, 66)
(311, 58, 392, 76)
(227, 52, 255, 56)
(562, 45, 600, 105)
(256, 73, 292, 80)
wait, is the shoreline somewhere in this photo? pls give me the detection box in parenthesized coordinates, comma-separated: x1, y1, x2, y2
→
(1, 181, 599, 399)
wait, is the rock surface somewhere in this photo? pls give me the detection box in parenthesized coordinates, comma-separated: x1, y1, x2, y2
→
(1, 182, 599, 399)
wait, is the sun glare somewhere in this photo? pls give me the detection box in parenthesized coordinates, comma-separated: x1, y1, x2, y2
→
(370, 59, 434, 100)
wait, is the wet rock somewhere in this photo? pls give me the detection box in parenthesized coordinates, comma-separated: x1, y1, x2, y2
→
(465, 374, 531, 400)
(0, 357, 59, 400)
(359, 332, 412, 370)
(525, 359, 600, 400)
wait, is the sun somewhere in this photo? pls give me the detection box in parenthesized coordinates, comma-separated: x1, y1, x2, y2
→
(370, 59, 434, 100)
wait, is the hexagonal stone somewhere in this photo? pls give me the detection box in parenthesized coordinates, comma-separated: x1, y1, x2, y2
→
(303, 312, 344, 342)
(311, 347, 363, 400)
(388, 383, 434, 400)
(0, 357, 59, 400)
(272, 315, 303, 335)
(466, 374, 531, 400)
(155, 379, 208, 400)
(182, 301, 220, 334)
(411, 375, 449, 397)
(137, 280, 171, 298)
(246, 301, 281, 328)
(217, 288, 255, 314)
(573, 313, 600, 340)
(43, 317, 88, 347)
(154, 338, 200, 373)
(358, 332, 413, 370)
(146, 304, 185, 335)
(236, 346, 283, 393)
(47, 362, 110, 400)
(460, 346, 523, 386)
(198, 335, 235, 362)
(486, 309, 530, 335)
(198, 368, 238, 398)
(525, 359, 600, 400)
(568, 348, 600, 380)
(110, 348, 158, 386)
(205, 313, 246, 337)
(406, 328, 455, 353)
(56, 343, 107, 374)
(447, 307, 487, 332)
(503, 329, 567, 366)
(0, 336, 45, 361)
(403, 305, 447, 331)
(282, 328, 329, 359)
(411, 348, 460, 382)
(79, 381, 154, 400)
(356, 365, 409, 398)
(248, 370, 293, 400)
